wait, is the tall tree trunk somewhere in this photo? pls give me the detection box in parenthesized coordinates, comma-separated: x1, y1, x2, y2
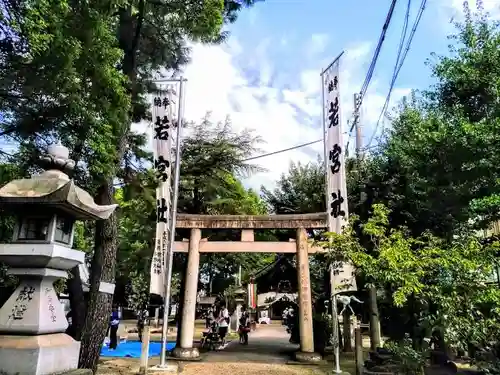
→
(67, 265, 86, 340)
(78, 182, 119, 371)
(76, 2, 143, 369)
(369, 285, 381, 350)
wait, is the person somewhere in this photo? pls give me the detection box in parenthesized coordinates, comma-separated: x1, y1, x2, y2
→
(137, 307, 149, 342)
(284, 308, 293, 330)
(109, 306, 120, 350)
(282, 307, 289, 326)
(205, 307, 214, 328)
(217, 303, 230, 348)
(238, 307, 251, 345)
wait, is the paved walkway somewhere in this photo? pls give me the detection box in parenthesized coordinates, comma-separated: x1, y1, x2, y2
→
(204, 323, 299, 363)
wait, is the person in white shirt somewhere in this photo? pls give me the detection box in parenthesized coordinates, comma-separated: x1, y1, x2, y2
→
(217, 303, 230, 346)
(282, 307, 289, 325)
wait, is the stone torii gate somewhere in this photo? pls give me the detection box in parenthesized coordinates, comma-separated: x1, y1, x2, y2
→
(171, 213, 327, 362)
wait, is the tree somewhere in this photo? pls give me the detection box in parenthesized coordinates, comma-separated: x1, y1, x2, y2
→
(108, 116, 269, 304)
(1, 0, 263, 369)
(79, 2, 261, 368)
(317, 204, 500, 362)
(356, 3, 500, 238)
(261, 158, 326, 214)
(261, 158, 366, 298)
(178, 115, 264, 215)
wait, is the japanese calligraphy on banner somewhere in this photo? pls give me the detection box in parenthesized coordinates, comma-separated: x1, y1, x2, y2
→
(150, 86, 177, 296)
(322, 56, 357, 293)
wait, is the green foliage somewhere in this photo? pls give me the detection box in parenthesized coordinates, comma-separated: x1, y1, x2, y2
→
(178, 115, 264, 214)
(316, 204, 500, 356)
(427, 1, 500, 123)
(261, 158, 325, 214)
(482, 357, 500, 375)
(384, 336, 427, 375)
(1, 0, 130, 187)
(73, 222, 94, 254)
(109, 116, 271, 301)
(353, 4, 500, 239)
(126, 271, 149, 312)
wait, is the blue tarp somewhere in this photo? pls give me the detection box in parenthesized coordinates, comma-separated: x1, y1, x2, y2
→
(100, 341, 176, 358)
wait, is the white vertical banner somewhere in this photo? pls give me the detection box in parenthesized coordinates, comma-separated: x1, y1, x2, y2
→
(322, 55, 357, 293)
(150, 86, 177, 295)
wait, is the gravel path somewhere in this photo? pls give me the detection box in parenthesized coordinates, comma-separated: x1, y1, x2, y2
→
(180, 363, 326, 375)
(98, 324, 330, 374)
(203, 323, 298, 363)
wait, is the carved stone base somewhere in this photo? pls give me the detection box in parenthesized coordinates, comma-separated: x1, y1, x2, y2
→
(294, 351, 323, 363)
(171, 347, 200, 359)
(0, 333, 80, 375)
(0, 274, 69, 334)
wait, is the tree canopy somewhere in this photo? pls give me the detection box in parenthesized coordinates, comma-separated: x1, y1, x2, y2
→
(0, 0, 263, 370)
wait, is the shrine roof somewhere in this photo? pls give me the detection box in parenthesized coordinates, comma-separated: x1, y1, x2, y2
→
(251, 256, 296, 283)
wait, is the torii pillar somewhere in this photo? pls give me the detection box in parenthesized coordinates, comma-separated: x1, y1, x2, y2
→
(295, 227, 321, 362)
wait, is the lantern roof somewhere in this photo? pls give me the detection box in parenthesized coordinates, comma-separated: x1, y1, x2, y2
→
(0, 143, 117, 220)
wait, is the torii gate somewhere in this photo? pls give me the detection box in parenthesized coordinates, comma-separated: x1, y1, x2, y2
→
(171, 213, 327, 362)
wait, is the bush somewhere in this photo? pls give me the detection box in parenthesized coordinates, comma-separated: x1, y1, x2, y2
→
(384, 336, 427, 375)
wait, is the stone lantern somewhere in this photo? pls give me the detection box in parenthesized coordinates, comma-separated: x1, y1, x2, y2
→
(0, 143, 117, 375)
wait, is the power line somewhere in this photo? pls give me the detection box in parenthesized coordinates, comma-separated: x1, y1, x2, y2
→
(243, 0, 401, 163)
(367, 0, 427, 148)
(367, 0, 412, 147)
(242, 139, 322, 162)
(346, 0, 399, 153)
(359, 0, 399, 104)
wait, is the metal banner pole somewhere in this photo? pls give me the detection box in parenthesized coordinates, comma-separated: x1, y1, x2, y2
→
(159, 77, 186, 368)
(330, 266, 341, 374)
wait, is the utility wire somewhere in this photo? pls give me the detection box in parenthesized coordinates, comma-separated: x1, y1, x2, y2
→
(345, 0, 399, 153)
(359, 0, 399, 104)
(0, 3, 405, 169)
(242, 139, 322, 162)
(366, 0, 412, 147)
(242, 0, 400, 164)
(366, 0, 427, 148)
(0, 1, 402, 169)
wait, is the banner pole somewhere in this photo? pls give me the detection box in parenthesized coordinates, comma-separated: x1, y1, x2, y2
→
(159, 77, 186, 368)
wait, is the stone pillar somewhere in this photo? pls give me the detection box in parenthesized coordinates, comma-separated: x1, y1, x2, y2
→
(343, 309, 353, 352)
(295, 227, 321, 362)
(172, 228, 201, 359)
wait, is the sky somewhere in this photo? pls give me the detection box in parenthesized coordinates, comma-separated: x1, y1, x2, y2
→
(170, 0, 500, 193)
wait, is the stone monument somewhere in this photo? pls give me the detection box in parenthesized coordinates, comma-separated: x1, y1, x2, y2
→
(230, 287, 246, 332)
(0, 143, 117, 375)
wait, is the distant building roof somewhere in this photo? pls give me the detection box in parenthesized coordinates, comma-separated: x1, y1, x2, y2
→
(248, 256, 297, 294)
(257, 292, 298, 308)
(198, 296, 217, 305)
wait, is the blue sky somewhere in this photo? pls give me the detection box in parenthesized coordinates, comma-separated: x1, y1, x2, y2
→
(179, 0, 500, 191)
(4, 1, 498, 192)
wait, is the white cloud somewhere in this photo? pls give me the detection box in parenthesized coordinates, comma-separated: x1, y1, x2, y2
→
(307, 33, 330, 56)
(144, 36, 412, 193)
